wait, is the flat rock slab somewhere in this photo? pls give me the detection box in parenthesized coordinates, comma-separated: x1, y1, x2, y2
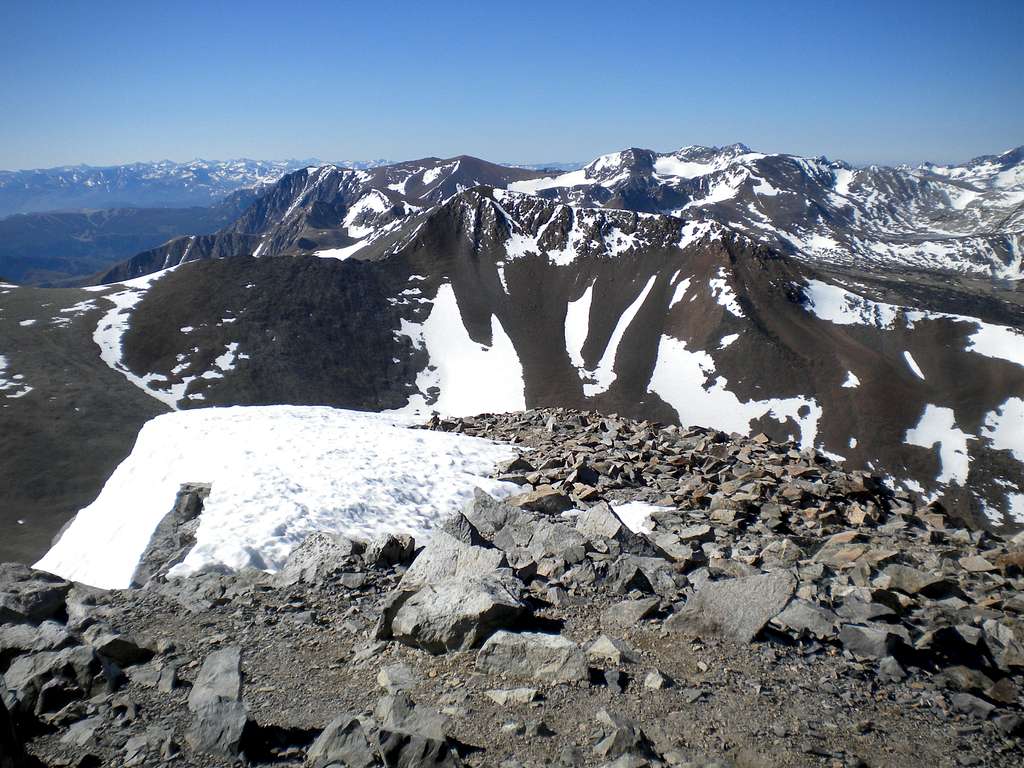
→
(666, 570, 796, 643)
(476, 631, 588, 684)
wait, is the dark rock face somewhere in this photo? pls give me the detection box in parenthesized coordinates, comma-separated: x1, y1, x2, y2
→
(130, 482, 211, 588)
(0, 697, 25, 768)
(0, 564, 72, 625)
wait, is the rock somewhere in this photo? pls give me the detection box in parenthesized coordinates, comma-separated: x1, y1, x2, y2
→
(306, 716, 376, 768)
(275, 532, 365, 586)
(4, 646, 117, 715)
(771, 599, 838, 639)
(951, 693, 995, 720)
(130, 482, 210, 587)
(509, 486, 573, 514)
(485, 688, 539, 705)
(575, 503, 630, 541)
(0, 696, 24, 768)
(875, 564, 948, 596)
(958, 555, 996, 573)
(375, 692, 448, 742)
(666, 570, 796, 643)
(0, 563, 72, 625)
(399, 531, 507, 590)
(587, 636, 637, 666)
(643, 670, 671, 690)
(600, 598, 659, 631)
(365, 533, 416, 568)
(186, 700, 249, 758)
(877, 656, 906, 682)
(0, 620, 73, 663)
(378, 663, 421, 692)
(592, 709, 657, 761)
(838, 624, 904, 660)
(376, 728, 462, 768)
(384, 575, 526, 653)
(187, 646, 242, 711)
(476, 631, 588, 684)
(83, 624, 154, 667)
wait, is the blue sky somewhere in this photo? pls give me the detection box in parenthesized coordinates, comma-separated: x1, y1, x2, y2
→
(1, 0, 1021, 169)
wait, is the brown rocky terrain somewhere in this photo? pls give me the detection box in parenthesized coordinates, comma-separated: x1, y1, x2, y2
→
(2, 410, 1023, 767)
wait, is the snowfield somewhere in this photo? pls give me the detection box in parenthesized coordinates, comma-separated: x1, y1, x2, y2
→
(35, 406, 521, 590)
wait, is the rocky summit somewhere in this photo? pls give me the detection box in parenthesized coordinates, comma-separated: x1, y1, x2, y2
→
(2, 409, 1023, 767)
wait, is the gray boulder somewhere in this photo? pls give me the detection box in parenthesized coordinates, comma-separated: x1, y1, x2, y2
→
(476, 631, 588, 684)
(365, 533, 416, 568)
(399, 531, 506, 590)
(186, 700, 249, 758)
(385, 575, 527, 653)
(0, 564, 72, 625)
(187, 646, 242, 711)
(130, 482, 210, 588)
(666, 570, 796, 643)
(274, 532, 365, 587)
(306, 716, 376, 768)
(83, 623, 154, 667)
(771, 599, 838, 639)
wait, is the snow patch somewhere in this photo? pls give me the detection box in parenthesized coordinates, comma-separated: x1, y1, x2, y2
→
(648, 335, 821, 448)
(395, 283, 525, 417)
(905, 404, 972, 485)
(34, 406, 520, 589)
(841, 371, 861, 388)
(903, 351, 926, 380)
(583, 276, 657, 396)
(565, 283, 594, 370)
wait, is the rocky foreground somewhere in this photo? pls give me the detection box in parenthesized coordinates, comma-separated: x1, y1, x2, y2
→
(2, 409, 1023, 767)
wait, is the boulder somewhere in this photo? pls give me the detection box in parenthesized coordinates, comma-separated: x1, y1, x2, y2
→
(4, 646, 118, 715)
(838, 624, 904, 660)
(0, 564, 72, 625)
(476, 631, 588, 684)
(771, 599, 838, 639)
(508, 486, 573, 514)
(600, 598, 659, 631)
(306, 716, 376, 768)
(83, 624, 154, 667)
(187, 646, 241, 711)
(186, 700, 249, 758)
(399, 531, 506, 590)
(385, 575, 527, 653)
(666, 570, 796, 643)
(274, 532, 364, 587)
(364, 533, 416, 568)
(130, 482, 210, 587)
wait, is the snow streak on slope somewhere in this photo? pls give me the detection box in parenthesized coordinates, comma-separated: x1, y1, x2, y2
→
(396, 283, 526, 417)
(93, 268, 180, 407)
(648, 336, 821, 448)
(565, 283, 594, 369)
(35, 406, 520, 589)
(583, 276, 657, 397)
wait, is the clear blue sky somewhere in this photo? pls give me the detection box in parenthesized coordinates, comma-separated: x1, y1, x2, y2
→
(1, 0, 1021, 169)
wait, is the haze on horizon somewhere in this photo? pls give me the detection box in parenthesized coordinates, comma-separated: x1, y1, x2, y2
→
(0, 0, 1021, 171)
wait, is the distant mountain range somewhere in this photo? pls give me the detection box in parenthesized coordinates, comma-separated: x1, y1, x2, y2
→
(0, 142, 1021, 564)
